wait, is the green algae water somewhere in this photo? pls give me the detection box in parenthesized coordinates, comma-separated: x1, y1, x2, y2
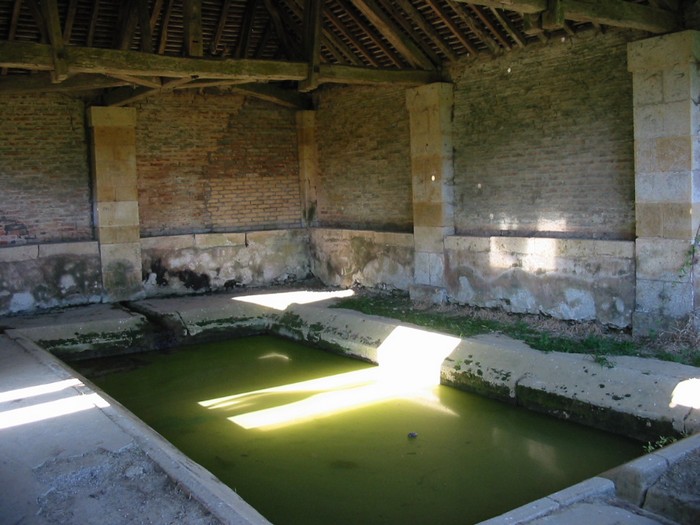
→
(76, 335, 641, 524)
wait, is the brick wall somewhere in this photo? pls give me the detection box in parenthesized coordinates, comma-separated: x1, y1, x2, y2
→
(0, 95, 92, 245)
(315, 85, 413, 232)
(450, 30, 636, 240)
(136, 92, 302, 237)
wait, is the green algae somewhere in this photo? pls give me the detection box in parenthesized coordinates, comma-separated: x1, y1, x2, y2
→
(76, 335, 642, 525)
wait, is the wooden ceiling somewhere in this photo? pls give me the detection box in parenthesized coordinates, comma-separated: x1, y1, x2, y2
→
(0, 1, 683, 107)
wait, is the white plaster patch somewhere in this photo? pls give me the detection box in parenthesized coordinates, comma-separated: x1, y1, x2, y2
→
(509, 289, 537, 314)
(10, 292, 35, 312)
(558, 288, 596, 321)
(456, 276, 475, 302)
(60, 274, 77, 292)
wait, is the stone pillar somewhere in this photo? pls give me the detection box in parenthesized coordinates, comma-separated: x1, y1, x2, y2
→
(88, 107, 143, 301)
(628, 31, 700, 334)
(406, 83, 454, 303)
(296, 111, 319, 226)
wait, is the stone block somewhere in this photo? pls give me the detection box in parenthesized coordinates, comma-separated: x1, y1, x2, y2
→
(141, 235, 194, 251)
(633, 71, 663, 106)
(409, 284, 447, 305)
(663, 66, 695, 103)
(444, 235, 490, 253)
(657, 136, 693, 172)
(414, 251, 445, 287)
(194, 233, 246, 249)
(413, 226, 447, 253)
(636, 172, 693, 203)
(88, 106, 137, 128)
(0, 245, 38, 262)
(38, 241, 99, 258)
(95, 201, 140, 228)
(662, 202, 695, 240)
(606, 453, 668, 505)
(413, 201, 449, 228)
(627, 31, 700, 74)
(635, 203, 664, 237)
(636, 279, 693, 319)
(100, 241, 143, 300)
(636, 238, 692, 281)
(97, 225, 140, 244)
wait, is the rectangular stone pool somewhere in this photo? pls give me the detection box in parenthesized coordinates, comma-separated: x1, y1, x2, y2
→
(74, 334, 641, 525)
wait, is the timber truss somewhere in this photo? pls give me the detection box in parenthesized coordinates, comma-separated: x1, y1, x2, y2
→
(0, 1, 683, 108)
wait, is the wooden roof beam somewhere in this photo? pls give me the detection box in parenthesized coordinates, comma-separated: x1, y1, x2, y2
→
(211, 0, 233, 55)
(335, 0, 405, 68)
(41, 0, 69, 82)
(299, 0, 323, 92)
(489, 7, 527, 48)
(559, 0, 679, 34)
(462, 0, 679, 34)
(157, 0, 174, 54)
(392, 0, 457, 62)
(0, 73, 128, 93)
(446, 0, 501, 56)
(262, 0, 302, 59)
(0, 40, 309, 80)
(183, 0, 204, 56)
(350, 0, 435, 69)
(454, 1, 546, 14)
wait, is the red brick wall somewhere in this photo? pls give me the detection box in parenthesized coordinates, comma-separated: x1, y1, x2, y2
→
(315, 85, 413, 232)
(450, 30, 636, 240)
(136, 92, 302, 237)
(0, 95, 92, 245)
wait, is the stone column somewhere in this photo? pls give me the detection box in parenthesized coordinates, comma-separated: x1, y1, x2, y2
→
(296, 111, 319, 226)
(405, 83, 454, 303)
(88, 107, 143, 301)
(628, 31, 700, 334)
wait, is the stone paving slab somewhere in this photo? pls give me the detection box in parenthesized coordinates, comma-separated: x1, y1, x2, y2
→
(0, 332, 270, 525)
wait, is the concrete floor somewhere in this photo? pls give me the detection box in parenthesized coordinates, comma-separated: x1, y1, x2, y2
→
(1, 291, 699, 524)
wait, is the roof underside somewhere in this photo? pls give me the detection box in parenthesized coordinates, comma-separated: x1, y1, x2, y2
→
(0, 0, 683, 107)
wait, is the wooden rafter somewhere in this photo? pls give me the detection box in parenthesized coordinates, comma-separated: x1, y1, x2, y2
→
(375, 0, 441, 65)
(322, 1, 382, 66)
(392, 0, 457, 62)
(285, 0, 347, 64)
(136, 0, 153, 53)
(183, 0, 204, 56)
(488, 7, 526, 48)
(86, 0, 100, 47)
(41, 0, 68, 82)
(2, 0, 24, 75)
(299, 0, 323, 91)
(116, 0, 138, 50)
(157, 0, 174, 54)
(336, 0, 405, 68)
(0, 39, 436, 86)
(262, 0, 302, 59)
(235, 0, 259, 58)
(446, 0, 501, 56)
(469, 4, 512, 50)
(351, 0, 434, 69)
(0, 72, 128, 93)
(424, 0, 479, 56)
(462, 0, 679, 33)
(211, 0, 233, 55)
(63, 0, 78, 42)
(25, 0, 48, 43)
